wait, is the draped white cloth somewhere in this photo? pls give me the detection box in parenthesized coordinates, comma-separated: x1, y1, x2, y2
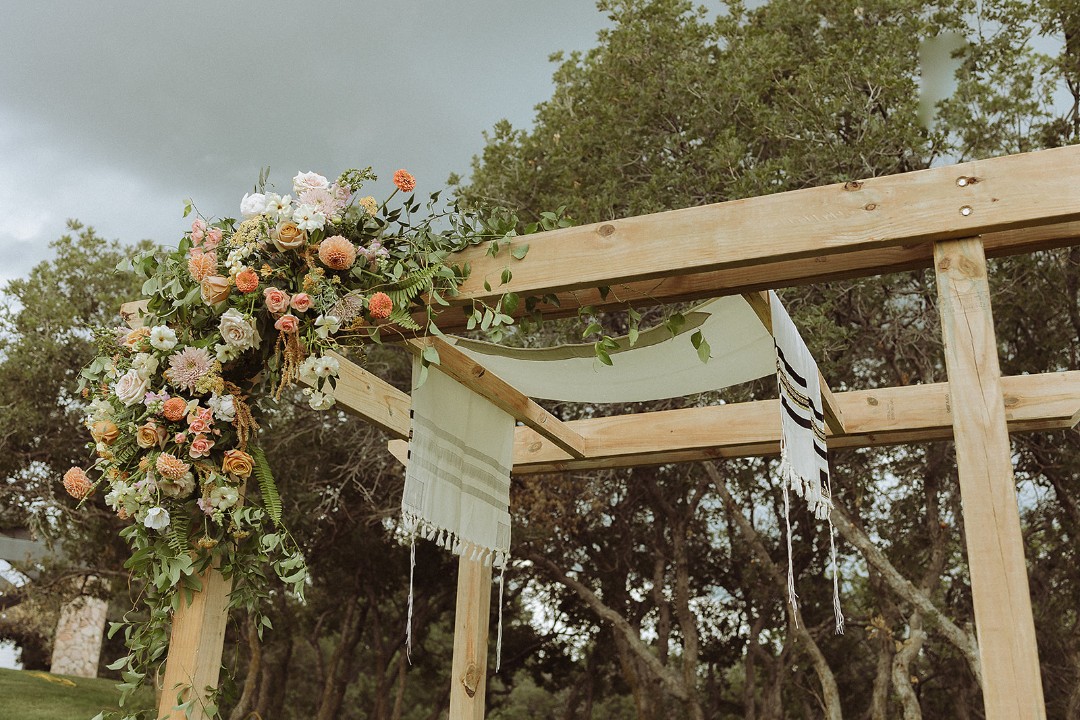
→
(770, 291, 843, 633)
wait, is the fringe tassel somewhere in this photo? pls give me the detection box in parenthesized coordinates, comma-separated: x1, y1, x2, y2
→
(782, 482, 799, 627)
(406, 537, 416, 663)
(829, 515, 844, 634)
(496, 563, 506, 673)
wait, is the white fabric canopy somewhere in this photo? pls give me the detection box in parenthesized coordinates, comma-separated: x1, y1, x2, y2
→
(447, 295, 776, 403)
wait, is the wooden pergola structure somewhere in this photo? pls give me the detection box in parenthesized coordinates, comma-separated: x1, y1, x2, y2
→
(153, 145, 1080, 720)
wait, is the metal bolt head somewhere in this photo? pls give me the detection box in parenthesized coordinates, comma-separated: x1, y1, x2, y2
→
(960, 205, 973, 216)
(957, 177, 968, 187)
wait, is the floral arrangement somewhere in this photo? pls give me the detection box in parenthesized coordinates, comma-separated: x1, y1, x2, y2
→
(68, 166, 536, 714)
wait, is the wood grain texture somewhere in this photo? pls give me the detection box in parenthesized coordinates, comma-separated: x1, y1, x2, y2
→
(158, 566, 233, 720)
(317, 350, 412, 439)
(508, 372, 1080, 474)
(405, 337, 586, 458)
(448, 554, 493, 720)
(934, 238, 1046, 720)
(438, 147, 1080, 310)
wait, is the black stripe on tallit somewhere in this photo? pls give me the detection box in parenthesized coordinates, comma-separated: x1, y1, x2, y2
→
(775, 345, 808, 387)
(780, 396, 813, 429)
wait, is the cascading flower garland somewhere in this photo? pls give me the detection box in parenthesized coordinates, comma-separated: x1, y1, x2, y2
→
(69, 166, 536, 714)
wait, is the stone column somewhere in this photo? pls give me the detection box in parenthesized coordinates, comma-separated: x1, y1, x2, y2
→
(50, 592, 108, 678)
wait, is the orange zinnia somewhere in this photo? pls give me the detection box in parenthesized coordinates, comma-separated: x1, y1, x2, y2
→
(368, 292, 393, 320)
(162, 397, 188, 422)
(393, 169, 416, 193)
(235, 268, 260, 294)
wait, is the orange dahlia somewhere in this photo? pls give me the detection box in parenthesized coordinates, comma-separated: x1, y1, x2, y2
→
(368, 292, 393, 320)
(162, 397, 188, 422)
(393, 169, 416, 192)
(187, 250, 217, 282)
(235, 268, 260, 294)
(318, 235, 357, 271)
(63, 467, 93, 499)
(155, 452, 190, 480)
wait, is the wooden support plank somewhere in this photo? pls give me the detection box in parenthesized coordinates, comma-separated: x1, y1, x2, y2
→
(934, 238, 1046, 720)
(315, 350, 411, 439)
(405, 337, 586, 459)
(423, 218, 1080, 331)
(440, 146, 1080, 308)
(158, 566, 233, 720)
(448, 554, 492, 720)
(508, 371, 1080, 474)
(740, 291, 845, 434)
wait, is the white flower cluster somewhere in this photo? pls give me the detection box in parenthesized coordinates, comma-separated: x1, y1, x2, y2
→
(299, 353, 341, 410)
(239, 171, 352, 231)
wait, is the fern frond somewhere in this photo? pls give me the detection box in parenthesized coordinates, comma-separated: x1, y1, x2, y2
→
(166, 508, 190, 554)
(250, 445, 282, 528)
(387, 308, 422, 331)
(386, 264, 441, 309)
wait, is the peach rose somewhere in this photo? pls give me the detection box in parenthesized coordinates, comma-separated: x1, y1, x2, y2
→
(188, 417, 211, 435)
(136, 422, 166, 449)
(90, 420, 119, 445)
(162, 397, 188, 422)
(205, 227, 223, 249)
(189, 435, 215, 459)
(123, 326, 151, 350)
(222, 449, 254, 479)
(274, 314, 299, 333)
(290, 293, 312, 313)
(235, 268, 260, 294)
(263, 287, 291, 314)
(272, 222, 307, 251)
(201, 275, 231, 305)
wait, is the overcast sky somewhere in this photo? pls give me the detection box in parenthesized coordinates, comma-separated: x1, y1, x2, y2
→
(0, 1, 612, 286)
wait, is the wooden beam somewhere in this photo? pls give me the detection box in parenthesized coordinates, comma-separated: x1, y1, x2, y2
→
(438, 147, 1080, 311)
(158, 566, 233, 720)
(507, 371, 1080, 474)
(405, 337, 586, 459)
(315, 350, 411, 439)
(934, 238, 1046, 720)
(740, 291, 845, 434)
(448, 554, 492, 720)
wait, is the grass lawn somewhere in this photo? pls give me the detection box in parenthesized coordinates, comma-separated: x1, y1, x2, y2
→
(0, 667, 155, 719)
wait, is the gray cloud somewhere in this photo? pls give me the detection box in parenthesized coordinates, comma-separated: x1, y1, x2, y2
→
(0, 1, 608, 285)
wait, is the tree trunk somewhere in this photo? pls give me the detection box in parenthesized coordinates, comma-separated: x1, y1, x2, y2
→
(891, 611, 925, 720)
(314, 594, 369, 720)
(227, 615, 261, 720)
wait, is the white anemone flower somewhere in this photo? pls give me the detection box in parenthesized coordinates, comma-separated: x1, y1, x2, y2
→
(149, 326, 178, 351)
(292, 203, 326, 231)
(143, 506, 171, 530)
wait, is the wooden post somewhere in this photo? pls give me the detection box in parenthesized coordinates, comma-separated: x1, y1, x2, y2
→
(448, 554, 493, 720)
(157, 566, 233, 720)
(934, 237, 1046, 720)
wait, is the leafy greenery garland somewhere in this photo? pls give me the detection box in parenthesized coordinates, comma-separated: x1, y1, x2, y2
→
(70, 167, 552, 718)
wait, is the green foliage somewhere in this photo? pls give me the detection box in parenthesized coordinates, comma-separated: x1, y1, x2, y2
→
(250, 445, 282, 528)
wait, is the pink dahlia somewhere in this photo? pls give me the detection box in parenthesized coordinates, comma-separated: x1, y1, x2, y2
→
(166, 346, 214, 392)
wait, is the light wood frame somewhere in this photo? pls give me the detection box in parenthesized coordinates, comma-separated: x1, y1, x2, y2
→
(147, 145, 1080, 720)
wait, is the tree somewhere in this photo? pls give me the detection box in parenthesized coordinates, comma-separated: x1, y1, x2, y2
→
(459, 0, 1080, 717)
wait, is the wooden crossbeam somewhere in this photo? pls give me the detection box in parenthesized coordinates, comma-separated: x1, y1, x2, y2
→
(740, 291, 845, 434)
(436, 146, 1080, 313)
(404, 337, 586, 459)
(494, 371, 1080, 473)
(317, 350, 412, 439)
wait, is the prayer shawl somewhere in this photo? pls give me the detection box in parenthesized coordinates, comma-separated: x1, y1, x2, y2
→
(402, 357, 515, 660)
(770, 291, 844, 633)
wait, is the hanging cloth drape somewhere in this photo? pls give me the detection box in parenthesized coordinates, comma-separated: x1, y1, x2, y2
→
(769, 291, 843, 633)
(402, 356, 515, 661)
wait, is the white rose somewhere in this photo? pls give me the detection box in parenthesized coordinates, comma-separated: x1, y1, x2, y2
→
(293, 171, 329, 195)
(131, 353, 159, 381)
(114, 369, 149, 406)
(240, 192, 267, 218)
(149, 326, 177, 351)
(143, 506, 171, 530)
(218, 308, 260, 350)
(208, 393, 236, 422)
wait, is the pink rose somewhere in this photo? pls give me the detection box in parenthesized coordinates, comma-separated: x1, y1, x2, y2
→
(275, 314, 299, 333)
(175, 432, 188, 445)
(264, 287, 291, 314)
(189, 435, 215, 459)
(290, 293, 312, 312)
(191, 218, 206, 244)
(188, 417, 211, 435)
(205, 227, 223, 249)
